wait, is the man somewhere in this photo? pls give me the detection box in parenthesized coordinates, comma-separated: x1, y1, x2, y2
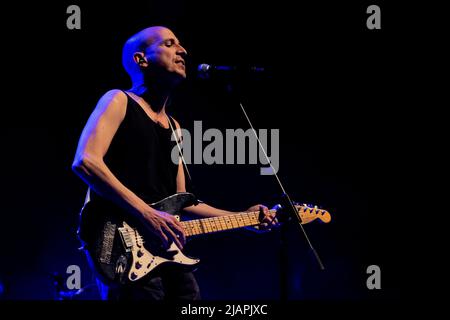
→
(72, 26, 277, 300)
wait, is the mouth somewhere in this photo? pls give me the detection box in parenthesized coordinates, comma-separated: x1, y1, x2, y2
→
(175, 60, 185, 68)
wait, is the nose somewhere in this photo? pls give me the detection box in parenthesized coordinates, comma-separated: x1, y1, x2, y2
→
(176, 44, 187, 58)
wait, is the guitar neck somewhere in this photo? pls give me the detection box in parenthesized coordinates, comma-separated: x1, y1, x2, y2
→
(181, 210, 268, 237)
(180, 204, 331, 237)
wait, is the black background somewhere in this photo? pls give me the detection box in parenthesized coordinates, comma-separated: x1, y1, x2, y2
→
(0, 0, 441, 302)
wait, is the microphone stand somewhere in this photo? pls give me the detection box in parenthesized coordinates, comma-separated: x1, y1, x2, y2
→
(222, 78, 325, 300)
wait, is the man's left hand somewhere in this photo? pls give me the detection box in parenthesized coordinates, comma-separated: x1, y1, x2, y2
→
(245, 204, 279, 232)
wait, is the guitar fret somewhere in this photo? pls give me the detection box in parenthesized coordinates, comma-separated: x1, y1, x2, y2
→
(189, 221, 194, 236)
(182, 221, 189, 236)
(215, 219, 221, 231)
(210, 219, 219, 232)
(191, 221, 197, 234)
(230, 216, 238, 228)
(192, 220, 200, 235)
(197, 220, 204, 234)
(224, 217, 232, 229)
(218, 217, 227, 230)
(189, 221, 196, 236)
(208, 218, 216, 232)
(187, 221, 194, 235)
(202, 219, 210, 233)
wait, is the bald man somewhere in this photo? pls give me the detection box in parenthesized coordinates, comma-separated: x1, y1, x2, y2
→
(72, 26, 277, 300)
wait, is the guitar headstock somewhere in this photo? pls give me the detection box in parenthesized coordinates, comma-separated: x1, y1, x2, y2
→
(295, 204, 331, 224)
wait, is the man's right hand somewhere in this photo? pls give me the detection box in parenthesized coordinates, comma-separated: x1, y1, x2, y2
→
(142, 209, 186, 250)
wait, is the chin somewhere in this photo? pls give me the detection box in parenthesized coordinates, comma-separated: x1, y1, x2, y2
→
(175, 71, 187, 80)
(169, 73, 186, 86)
(174, 66, 186, 79)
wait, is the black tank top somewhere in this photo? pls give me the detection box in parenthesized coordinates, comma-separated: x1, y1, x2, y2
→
(90, 91, 179, 205)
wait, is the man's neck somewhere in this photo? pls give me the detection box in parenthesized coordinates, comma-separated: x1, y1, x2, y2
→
(130, 83, 170, 114)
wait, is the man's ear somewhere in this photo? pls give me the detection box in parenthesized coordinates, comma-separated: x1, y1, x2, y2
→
(133, 52, 148, 67)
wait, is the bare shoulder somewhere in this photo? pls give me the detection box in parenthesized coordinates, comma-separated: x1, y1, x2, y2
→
(97, 89, 128, 110)
(93, 89, 128, 119)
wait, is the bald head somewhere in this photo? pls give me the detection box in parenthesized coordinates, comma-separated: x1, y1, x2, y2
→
(122, 26, 187, 82)
(122, 26, 166, 74)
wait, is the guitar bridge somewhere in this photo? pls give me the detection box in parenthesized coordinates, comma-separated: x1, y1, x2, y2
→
(118, 222, 135, 253)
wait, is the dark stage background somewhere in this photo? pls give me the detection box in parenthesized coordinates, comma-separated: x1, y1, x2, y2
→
(0, 0, 429, 301)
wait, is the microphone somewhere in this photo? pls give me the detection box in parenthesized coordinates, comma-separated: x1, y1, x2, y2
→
(197, 63, 265, 79)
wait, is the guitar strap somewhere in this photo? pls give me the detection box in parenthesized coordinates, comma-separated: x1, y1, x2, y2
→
(167, 115, 202, 203)
(166, 115, 195, 189)
(84, 187, 91, 206)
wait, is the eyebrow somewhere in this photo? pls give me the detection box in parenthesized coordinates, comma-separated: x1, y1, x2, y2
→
(160, 38, 181, 45)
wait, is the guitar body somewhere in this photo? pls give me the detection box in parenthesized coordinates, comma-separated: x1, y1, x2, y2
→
(78, 192, 200, 285)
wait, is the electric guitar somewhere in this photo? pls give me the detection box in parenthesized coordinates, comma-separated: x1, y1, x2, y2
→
(78, 192, 331, 285)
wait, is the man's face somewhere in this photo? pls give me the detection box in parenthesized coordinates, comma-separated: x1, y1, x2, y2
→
(144, 28, 187, 79)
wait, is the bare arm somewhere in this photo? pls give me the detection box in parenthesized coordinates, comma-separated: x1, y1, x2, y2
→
(72, 90, 185, 248)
